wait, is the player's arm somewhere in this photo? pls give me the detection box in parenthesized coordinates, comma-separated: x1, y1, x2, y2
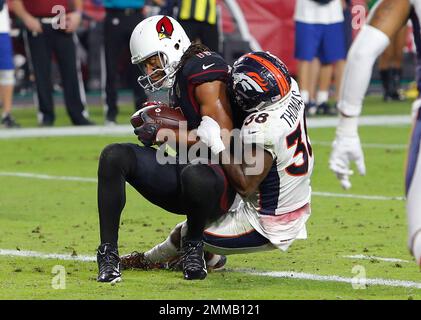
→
(11, 0, 43, 33)
(330, 0, 410, 189)
(65, 0, 83, 33)
(168, 81, 233, 150)
(220, 144, 273, 198)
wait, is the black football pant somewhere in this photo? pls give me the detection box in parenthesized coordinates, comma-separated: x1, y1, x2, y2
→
(24, 24, 89, 125)
(104, 9, 148, 122)
(97, 143, 236, 246)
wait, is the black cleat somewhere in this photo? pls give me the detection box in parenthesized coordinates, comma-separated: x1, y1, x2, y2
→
(75, 118, 95, 126)
(316, 102, 337, 116)
(181, 240, 207, 280)
(305, 101, 317, 117)
(120, 251, 168, 270)
(384, 90, 406, 102)
(168, 251, 227, 272)
(96, 243, 121, 283)
(1, 114, 20, 128)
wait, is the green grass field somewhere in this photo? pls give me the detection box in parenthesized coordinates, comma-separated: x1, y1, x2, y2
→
(1, 96, 420, 300)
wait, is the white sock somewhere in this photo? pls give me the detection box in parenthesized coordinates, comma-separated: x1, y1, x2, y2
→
(316, 91, 329, 105)
(206, 253, 222, 267)
(144, 221, 187, 263)
(338, 25, 390, 117)
(412, 233, 421, 266)
(407, 132, 421, 265)
(144, 235, 178, 263)
(301, 90, 310, 105)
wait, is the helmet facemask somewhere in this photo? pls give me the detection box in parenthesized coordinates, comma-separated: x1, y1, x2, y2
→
(135, 52, 179, 92)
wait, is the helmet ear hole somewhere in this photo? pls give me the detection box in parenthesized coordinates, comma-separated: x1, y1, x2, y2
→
(174, 43, 180, 50)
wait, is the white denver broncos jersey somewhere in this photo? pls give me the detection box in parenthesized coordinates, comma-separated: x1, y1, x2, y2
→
(238, 78, 313, 243)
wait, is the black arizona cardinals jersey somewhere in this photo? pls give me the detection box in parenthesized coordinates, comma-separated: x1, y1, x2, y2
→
(169, 51, 229, 130)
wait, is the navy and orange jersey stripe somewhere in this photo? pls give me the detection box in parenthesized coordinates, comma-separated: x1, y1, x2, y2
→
(258, 162, 280, 215)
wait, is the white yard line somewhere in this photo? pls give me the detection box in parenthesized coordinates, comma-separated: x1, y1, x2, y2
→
(0, 125, 134, 139)
(307, 115, 411, 128)
(311, 141, 407, 150)
(0, 171, 405, 201)
(0, 115, 411, 139)
(0, 249, 96, 262)
(1, 248, 420, 289)
(312, 191, 405, 201)
(0, 172, 97, 183)
(343, 255, 410, 263)
(245, 270, 421, 290)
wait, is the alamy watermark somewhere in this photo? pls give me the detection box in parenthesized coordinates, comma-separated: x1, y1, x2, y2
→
(51, 5, 66, 30)
(351, 265, 367, 290)
(51, 265, 66, 289)
(154, 124, 266, 175)
(351, 5, 367, 31)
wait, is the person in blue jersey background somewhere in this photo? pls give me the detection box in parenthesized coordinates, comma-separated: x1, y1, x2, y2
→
(101, 0, 148, 125)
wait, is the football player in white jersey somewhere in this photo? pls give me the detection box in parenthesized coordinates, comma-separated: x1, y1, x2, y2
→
(120, 51, 314, 271)
(329, 0, 421, 268)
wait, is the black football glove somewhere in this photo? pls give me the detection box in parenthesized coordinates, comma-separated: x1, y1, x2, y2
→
(134, 122, 161, 147)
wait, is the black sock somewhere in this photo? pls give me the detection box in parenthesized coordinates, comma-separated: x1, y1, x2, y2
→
(379, 69, 391, 96)
(390, 68, 402, 94)
(97, 143, 136, 246)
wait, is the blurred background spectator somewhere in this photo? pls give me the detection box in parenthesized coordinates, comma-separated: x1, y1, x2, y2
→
(10, 0, 93, 126)
(0, 0, 19, 128)
(294, 0, 347, 116)
(160, 0, 220, 53)
(78, 0, 105, 92)
(2, 0, 417, 128)
(102, 0, 149, 125)
(367, 0, 407, 102)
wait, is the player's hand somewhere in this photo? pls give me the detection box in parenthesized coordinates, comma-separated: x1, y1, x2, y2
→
(329, 134, 366, 190)
(24, 15, 43, 34)
(65, 12, 82, 33)
(134, 122, 160, 147)
(197, 116, 225, 154)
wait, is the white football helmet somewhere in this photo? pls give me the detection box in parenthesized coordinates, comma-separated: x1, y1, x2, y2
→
(130, 15, 191, 92)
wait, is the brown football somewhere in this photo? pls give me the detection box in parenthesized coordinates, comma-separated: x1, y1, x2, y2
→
(130, 102, 186, 129)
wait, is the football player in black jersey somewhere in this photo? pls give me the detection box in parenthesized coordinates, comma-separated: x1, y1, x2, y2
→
(96, 15, 237, 283)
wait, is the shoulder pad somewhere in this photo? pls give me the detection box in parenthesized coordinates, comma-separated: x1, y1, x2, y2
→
(241, 112, 278, 157)
(182, 52, 229, 85)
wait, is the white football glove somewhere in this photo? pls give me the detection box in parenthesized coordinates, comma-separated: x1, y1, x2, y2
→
(197, 116, 225, 154)
(329, 134, 366, 190)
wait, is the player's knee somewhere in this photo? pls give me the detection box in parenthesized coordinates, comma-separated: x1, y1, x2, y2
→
(349, 25, 389, 61)
(180, 164, 222, 205)
(98, 143, 135, 177)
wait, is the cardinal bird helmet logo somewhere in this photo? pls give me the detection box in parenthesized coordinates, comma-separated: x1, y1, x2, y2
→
(156, 16, 174, 40)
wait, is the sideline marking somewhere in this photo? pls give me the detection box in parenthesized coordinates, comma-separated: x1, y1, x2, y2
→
(0, 172, 405, 201)
(343, 254, 410, 263)
(0, 115, 411, 139)
(312, 141, 407, 150)
(1, 248, 420, 289)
